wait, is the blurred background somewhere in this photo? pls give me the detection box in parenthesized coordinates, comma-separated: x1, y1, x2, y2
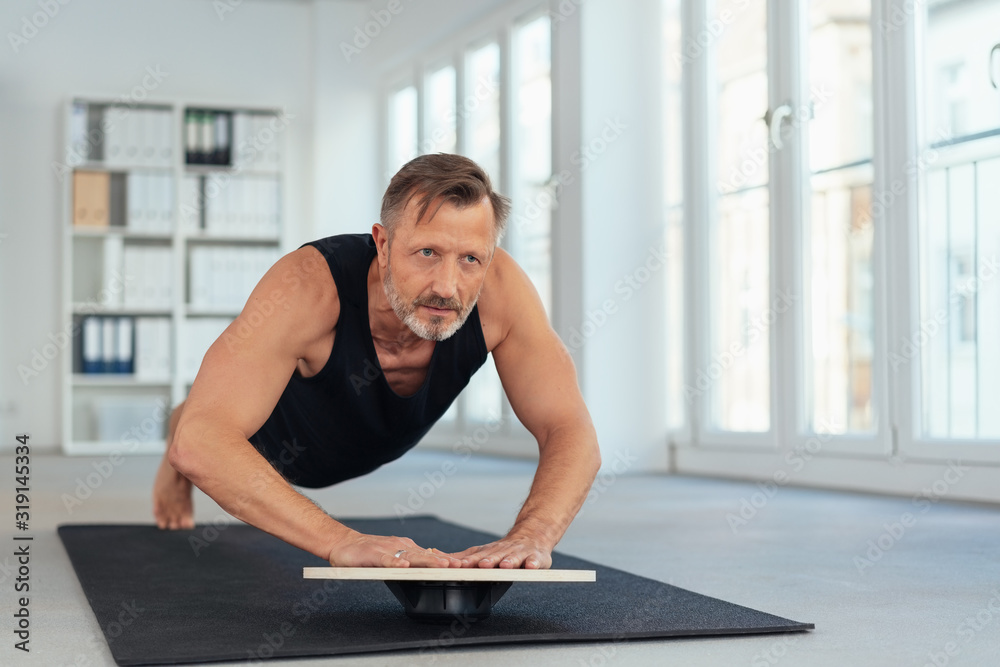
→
(1, 0, 999, 502)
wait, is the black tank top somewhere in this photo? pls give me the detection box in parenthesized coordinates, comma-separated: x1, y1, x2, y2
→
(247, 233, 488, 488)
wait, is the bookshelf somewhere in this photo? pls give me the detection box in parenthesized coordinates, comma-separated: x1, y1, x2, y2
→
(60, 98, 287, 455)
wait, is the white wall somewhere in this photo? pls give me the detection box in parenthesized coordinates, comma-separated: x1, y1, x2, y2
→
(580, 0, 669, 472)
(0, 0, 315, 450)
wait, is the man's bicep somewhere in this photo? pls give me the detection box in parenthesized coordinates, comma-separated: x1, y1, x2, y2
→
(491, 265, 589, 442)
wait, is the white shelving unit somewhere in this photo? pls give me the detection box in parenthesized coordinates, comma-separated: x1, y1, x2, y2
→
(60, 98, 287, 455)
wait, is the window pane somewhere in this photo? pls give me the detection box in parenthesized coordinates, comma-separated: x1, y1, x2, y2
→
(918, 0, 1000, 439)
(920, 158, 1000, 438)
(710, 0, 770, 432)
(663, 0, 684, 430)
(806, 0, 875, 435)
(387, 85, 417, 175)
(461, 41, 503, 425)
(924, 0, 1000, 142)
(424, 65, 457, 154)
(510, 15, 553, 315)
(809, 167, 875, 434)
(464, 42, 502, 185)
(711, 188, 771, 432)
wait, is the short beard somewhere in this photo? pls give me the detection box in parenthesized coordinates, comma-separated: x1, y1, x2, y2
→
(382, 257, 479, 342)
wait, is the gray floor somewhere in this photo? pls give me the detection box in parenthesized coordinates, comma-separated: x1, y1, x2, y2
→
(4, 450, 1000, 667)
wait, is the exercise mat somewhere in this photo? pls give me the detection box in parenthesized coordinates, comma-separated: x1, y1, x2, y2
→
(58, 516, 813, 665)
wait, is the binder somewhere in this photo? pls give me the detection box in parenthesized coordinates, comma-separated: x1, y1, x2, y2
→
(155, 109, 173, 167)
(73, 170, 110, 228)
(185, 110, 200, 164)
(82, 316, 103, 374)
(115, 317, 134, 374)
(140, 110, 158, 167)
(103, 106, 126, 166)
(214, 111, 231, 165)
(135, 318, 171, 381)
(179, 175, 202, 232)
(101, 317, 116, 373)
(157, 174, 175, 235)
(126, 172, 146, 232)
(70, 102, 90, 163)
(232, 112, 250, 169)
(125, 108, 142, 166)
(101, 235, 124, 308)
(199, 111, 215, 164)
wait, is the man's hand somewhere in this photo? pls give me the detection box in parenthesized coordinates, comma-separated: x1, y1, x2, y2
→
(448, 533, 553, 570)
(328, 530, 463, 568)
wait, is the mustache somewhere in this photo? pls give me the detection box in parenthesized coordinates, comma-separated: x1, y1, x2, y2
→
(414, 295, 462, 311)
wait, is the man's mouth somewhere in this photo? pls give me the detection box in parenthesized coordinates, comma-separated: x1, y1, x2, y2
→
(421, 305, 455, 317)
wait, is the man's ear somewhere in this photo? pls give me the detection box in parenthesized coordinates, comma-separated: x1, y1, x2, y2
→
(372, 223, 390, 267)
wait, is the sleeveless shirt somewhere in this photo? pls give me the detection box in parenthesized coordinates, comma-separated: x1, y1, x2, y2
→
(247, 234, 489, 488)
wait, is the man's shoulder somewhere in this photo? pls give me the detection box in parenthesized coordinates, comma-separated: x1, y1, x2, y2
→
(478, 248, 542, 349)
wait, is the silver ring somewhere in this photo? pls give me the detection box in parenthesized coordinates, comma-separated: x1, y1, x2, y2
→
(394, 549, 405, 559)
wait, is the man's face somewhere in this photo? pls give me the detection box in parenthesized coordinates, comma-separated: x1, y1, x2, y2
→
(380, 197, 495, 341)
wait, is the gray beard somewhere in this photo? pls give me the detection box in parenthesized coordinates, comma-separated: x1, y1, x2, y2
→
(382, 262, 478, 341)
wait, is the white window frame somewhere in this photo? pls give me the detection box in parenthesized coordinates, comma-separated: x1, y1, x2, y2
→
(673, 0, 1000, 501)
(380, 0, 563, 457)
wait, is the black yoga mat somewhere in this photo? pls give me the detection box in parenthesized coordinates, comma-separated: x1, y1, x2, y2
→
(58, 516, 813, 665)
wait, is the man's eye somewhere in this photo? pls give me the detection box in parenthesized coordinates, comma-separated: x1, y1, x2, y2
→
(420, 249, 433, 257)
(465, 255, 479, 264)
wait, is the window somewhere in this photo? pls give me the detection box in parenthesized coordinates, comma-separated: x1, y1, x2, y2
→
(671, 0, 1000, 477)
(387, 85, 418, 176)
(384, 7, 553, 444)
(917, 0, 1000, 440)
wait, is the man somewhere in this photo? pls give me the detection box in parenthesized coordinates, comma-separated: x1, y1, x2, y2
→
(153, 153, 601, 570)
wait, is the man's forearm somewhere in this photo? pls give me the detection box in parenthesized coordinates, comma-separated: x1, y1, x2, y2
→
(508, 423, 601, 550)
(170, 424, 348, 561)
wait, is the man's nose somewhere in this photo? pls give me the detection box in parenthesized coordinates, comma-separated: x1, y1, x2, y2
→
(430, 261, 459, 300)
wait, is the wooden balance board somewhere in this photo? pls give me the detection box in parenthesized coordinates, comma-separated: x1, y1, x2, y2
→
(303, 568, 596, 622)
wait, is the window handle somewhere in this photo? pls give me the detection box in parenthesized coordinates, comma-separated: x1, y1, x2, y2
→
(765, 103, 793, 150)
(991, 43, 1000, 89)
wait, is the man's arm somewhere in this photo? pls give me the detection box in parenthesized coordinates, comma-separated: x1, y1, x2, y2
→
(170, 247, 460, 568)
(453, 250, 602, 569)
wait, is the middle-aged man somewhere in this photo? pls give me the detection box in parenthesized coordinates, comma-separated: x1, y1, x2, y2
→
(153, 153, 601, 570)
